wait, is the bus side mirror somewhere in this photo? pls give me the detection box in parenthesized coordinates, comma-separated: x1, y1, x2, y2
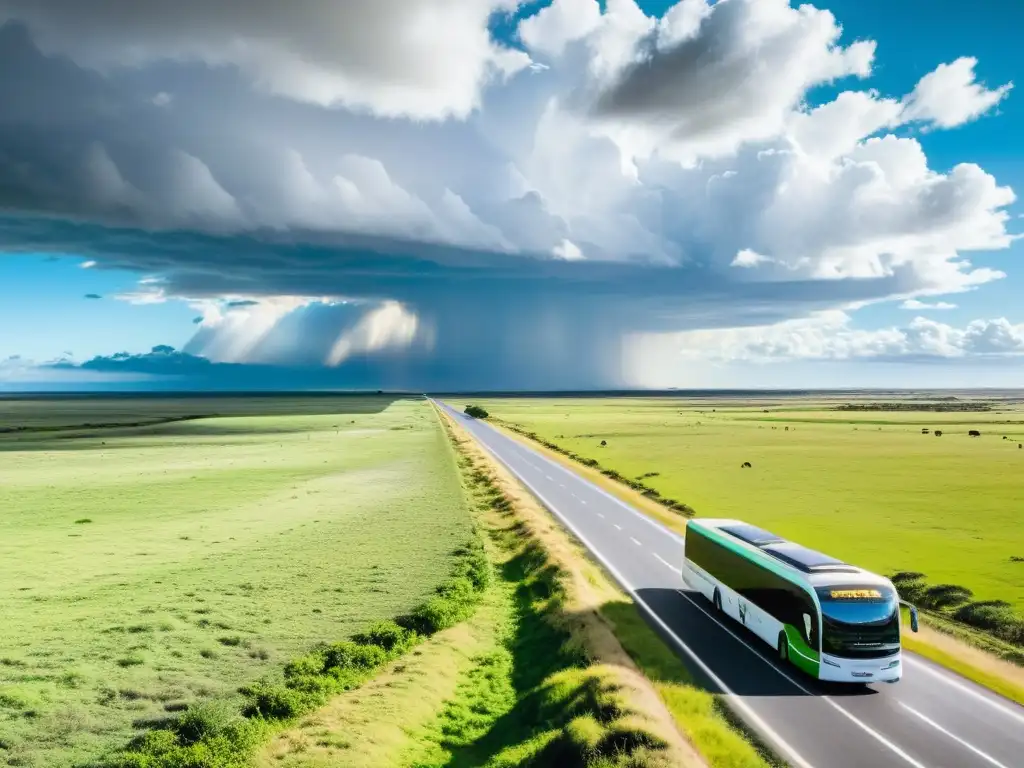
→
(909, 606, 919, 633)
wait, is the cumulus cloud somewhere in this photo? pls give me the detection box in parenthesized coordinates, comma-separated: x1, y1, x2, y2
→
(900, 299, 957, 310)
(0, 1, 1019, 388)
(582, 0, 877, 164)
(903, 57, 1012, 129)
(0, 0, 530, 120)
(667, 312, 1024, 363)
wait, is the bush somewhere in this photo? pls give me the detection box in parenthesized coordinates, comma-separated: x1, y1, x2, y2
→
(952, 601, 1017, 634)
(890, 571, 928, 603)
(175, 701, 239, 746)
(283, 650, 326, 679)
(323, 641, 389, 672)
(922, 584, 974, 610)
(464, 405, 489, 419)
(353, 620, 415, 653)
(240, 681, 311, 720)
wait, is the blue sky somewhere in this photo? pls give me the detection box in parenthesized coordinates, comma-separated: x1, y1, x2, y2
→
(0, 0, 1021, 390)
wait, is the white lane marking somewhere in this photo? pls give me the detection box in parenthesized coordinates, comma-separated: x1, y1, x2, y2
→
(545, 474, 554, 481)
(898, 704, 1009, 768)
(597, 513, 605, 519)
(630, 537, 642, 546)
(454, 419, 816, 768)
(496, 427, 684, 542)
(579, 498, 587, 505)
(902, 656, 1024, 727)
(614, 524, 622, 531)
(653, 553, 681, 574)
(675, 589, 930, 768)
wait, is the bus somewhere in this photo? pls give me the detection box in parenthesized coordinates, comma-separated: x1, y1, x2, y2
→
(681, 518, 918, 683)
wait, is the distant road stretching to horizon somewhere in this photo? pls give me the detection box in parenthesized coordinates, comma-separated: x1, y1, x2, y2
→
(436, 400, 1024, 768)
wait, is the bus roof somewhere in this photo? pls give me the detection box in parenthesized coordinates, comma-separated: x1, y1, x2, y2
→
(686, 518, 891, 589)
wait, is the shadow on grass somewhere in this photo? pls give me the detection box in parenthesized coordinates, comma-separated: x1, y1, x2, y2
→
(434, 545, 590, 767)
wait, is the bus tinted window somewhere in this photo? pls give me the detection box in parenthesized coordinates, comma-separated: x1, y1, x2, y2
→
(687, 526, 819, 648)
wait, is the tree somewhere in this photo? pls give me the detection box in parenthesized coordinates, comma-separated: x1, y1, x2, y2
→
(464, 405, 489, 419)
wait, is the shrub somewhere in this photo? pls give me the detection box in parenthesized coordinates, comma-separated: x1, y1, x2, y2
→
(283, 651, 326, 679)
(323, 641, 389, 672)
(353, 620, 414, 653)
(952, 601, 1016, 633)
(175, 701, 238, 746)
(464, 405, 489, 419)
(922, 584, 973, 610)
(240, 682, 310, 720)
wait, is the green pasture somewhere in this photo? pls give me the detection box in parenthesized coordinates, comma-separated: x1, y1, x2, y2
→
(0, 397, 469, 768)
(470, 397, 1024, 614)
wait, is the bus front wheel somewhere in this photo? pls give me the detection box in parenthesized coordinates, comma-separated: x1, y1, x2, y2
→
(778, 633, 789, 662)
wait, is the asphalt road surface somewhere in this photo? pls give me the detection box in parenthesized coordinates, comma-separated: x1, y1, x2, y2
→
(437, 401, 1024, 768)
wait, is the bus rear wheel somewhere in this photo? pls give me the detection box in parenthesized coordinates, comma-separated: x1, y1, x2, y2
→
(778, 633, 789, 662)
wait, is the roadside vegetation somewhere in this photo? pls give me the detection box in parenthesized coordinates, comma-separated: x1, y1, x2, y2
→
(0, 397, 470, 767)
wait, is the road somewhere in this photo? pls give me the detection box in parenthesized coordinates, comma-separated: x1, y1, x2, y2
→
(437, 401, 1024, 768)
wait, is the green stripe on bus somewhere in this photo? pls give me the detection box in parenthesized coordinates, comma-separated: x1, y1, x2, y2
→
(784, 624, 820, 677)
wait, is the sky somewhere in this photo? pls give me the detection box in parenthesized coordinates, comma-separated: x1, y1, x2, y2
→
(0, 0, 1021, 391)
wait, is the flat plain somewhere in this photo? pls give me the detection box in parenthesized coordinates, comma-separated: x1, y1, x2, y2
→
(0, 396, 469, 768)
(468, 395, 1024, 614)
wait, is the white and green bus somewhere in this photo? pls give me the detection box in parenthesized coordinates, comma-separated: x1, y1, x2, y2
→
(682, 518, 918, 684)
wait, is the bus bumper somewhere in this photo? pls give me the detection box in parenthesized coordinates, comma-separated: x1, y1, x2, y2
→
(819, 653, 902, 683)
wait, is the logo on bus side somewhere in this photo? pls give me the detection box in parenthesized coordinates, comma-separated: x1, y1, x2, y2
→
(738, 600, 748, 625)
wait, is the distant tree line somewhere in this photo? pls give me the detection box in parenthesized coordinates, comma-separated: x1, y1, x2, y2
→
(834, 402, 992, 412)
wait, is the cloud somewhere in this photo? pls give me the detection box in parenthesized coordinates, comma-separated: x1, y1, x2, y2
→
(84, 293, 102, 299)
(903, 57, 1012, 129)
(0, 0, 530, 121)
(731, 249, 773, 269)
(581, 0, 876, 164)
(80, 260, 96, 269)
(0, 2, 1019, 388)
(666, 312, 1024, 363)
(900, 299, 957, 310)
(113, 285, 168, 305)
(518, 0, 602, 58)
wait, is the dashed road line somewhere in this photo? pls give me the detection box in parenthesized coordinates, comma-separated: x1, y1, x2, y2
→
(653, 553, 681, 574)
(898, 704, 1008, 768)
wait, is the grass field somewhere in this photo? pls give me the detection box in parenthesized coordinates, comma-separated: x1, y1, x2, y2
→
(463, 396, 1024, 615)
(0, 396, 470, 768)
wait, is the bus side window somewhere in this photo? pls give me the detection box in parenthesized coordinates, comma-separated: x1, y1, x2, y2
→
(799, 593, 818, 649)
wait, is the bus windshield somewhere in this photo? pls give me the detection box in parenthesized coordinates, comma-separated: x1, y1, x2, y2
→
(816, 585, 900, 658)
